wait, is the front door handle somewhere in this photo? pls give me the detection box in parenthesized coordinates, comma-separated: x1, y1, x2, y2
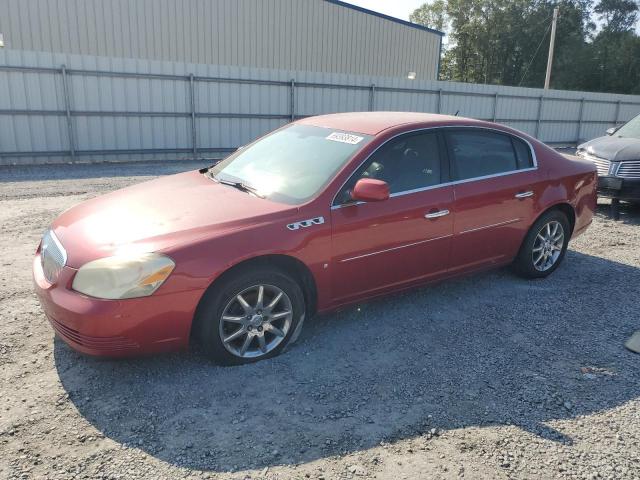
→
(515, 191, 534, 199)
(425, 209, 450, 219)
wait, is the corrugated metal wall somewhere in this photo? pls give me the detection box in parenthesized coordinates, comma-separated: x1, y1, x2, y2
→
(1, 49, 640, 165)
(0, 0, 442, 80)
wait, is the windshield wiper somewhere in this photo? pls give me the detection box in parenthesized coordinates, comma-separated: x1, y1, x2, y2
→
(215, 177, 265, 198)
(198, 160, 222, 174)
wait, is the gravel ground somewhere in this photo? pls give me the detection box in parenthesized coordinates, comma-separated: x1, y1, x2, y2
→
(1, 162, 639, 480)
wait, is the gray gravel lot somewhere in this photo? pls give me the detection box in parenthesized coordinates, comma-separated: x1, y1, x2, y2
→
(1, 162, 639, 480)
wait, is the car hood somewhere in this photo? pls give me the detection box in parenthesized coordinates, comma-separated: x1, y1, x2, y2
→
(51, 171, 296, 267)
(578, 136, 640, 162)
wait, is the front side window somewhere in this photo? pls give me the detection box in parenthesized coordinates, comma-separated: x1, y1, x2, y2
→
(335, 132, 444, 205)
(208, 124, 372, 205)
(614, 114, 640, 139)
(446, 130, 533, 181)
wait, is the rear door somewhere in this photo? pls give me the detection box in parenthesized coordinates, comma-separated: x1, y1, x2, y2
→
(444, 128, 543, 272)
(330, 130, 454, 303)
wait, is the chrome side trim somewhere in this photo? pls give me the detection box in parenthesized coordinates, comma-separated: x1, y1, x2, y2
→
(330, 167, 538, 210)
(460, 218, 521, 235)
(330, 124, 539, 209)
(331, 200, 365, 210)
(339, 234, 453, 263)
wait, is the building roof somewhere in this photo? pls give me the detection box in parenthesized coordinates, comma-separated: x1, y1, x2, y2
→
(325, 0, 445, 36)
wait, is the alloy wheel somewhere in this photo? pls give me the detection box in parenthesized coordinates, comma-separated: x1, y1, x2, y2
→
(218, 284, 293, 359)
(532, 220, 565, 272)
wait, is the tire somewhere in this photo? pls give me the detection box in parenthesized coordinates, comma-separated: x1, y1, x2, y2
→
(513, 209, 570, 279)
(195, 266, 306, 366)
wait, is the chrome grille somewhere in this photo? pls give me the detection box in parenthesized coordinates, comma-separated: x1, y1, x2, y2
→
(40, 230, 67, 284)
(617, 161, 640, 179)
(580, 152, 611, 176)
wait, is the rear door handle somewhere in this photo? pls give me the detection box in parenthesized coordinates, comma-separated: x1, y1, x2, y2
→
(424, 209, 450, 219)
(515, 191, 534, 199)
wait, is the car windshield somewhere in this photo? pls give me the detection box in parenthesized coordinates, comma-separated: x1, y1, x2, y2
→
(208, 124, 372, 204)
(615, 114, 640, 139)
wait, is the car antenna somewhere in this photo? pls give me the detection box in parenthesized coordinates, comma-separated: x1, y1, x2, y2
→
(454, 110, 460, 116)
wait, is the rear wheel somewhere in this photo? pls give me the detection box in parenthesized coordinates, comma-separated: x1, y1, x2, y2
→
(195, 267, 305, 365)
(513, 210, 570, 279)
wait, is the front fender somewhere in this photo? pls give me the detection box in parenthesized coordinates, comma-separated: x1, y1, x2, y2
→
(162, 210, 333, 312)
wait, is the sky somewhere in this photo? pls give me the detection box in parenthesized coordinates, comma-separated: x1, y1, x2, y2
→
(344, 0, 426, 22)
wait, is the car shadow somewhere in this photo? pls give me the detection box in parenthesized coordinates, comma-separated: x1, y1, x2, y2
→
(595, 199, 640, 226)
(53, 250, 640, 472)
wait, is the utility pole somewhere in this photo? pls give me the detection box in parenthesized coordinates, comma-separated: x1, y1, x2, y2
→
(544, 7, 559, 90)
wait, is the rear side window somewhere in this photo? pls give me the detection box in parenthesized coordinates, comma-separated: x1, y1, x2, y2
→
(512, 137, 534, 169)
(446, 130, 533, 181)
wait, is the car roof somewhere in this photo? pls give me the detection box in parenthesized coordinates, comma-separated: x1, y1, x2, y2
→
(296, 111, 485, 136)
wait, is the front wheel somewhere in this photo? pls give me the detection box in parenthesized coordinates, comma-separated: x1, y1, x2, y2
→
(195, 267, 306, 365)
(513, 210, 570, 279)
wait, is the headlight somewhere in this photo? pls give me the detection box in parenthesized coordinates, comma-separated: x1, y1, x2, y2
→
(72, 253, 175, 299)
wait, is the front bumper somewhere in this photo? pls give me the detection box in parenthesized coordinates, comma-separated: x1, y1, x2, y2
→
(597, 176, 640, 201)
(33, 253, 202, 357)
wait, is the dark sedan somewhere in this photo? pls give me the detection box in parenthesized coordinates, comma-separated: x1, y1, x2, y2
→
(576, 113, 640, 205)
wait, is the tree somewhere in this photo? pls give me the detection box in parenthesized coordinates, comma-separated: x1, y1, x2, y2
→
(409, 0, 640, 94)
(588, 0, 640, 92)
(595, 0, 639, 32)
(410, 0, 448, 31)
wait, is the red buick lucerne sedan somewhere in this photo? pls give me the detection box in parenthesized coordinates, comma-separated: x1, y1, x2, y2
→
(34, 112, 597, 365)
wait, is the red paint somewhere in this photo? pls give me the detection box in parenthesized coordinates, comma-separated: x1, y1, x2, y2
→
(330, 185, 454, 303)
(33, 113, 597, 357)
(351, 178, 390, 202)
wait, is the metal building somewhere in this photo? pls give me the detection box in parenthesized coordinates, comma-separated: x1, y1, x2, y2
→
(0, 0, 444, 80)
(2, 0, 639, 166)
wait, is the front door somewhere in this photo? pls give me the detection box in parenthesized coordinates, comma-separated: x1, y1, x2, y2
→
(330, 130, 454, 303)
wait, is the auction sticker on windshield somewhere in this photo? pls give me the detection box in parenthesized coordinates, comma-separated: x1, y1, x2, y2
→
(326, 132, 364, 144)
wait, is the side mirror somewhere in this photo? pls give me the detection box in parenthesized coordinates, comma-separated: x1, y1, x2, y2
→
(606, 127, 618, 136)
(351, 178, 390, 202)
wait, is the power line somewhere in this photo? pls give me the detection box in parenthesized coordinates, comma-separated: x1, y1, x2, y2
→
(518, 21, 553, 86)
